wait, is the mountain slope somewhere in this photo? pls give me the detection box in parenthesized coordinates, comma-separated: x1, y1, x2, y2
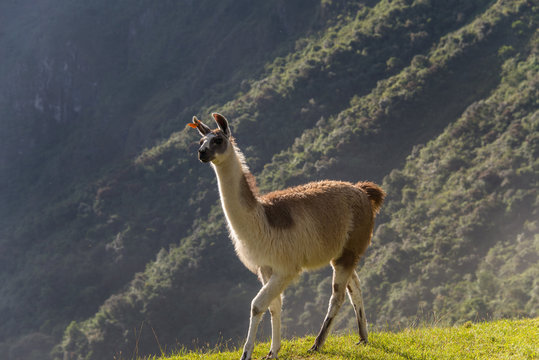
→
(355, 36, 538, 330)
(56, 1, 537, 359)
(277, 0, 538, 334)
(0, 1, 537, 359)
(1, 0, 328, 354)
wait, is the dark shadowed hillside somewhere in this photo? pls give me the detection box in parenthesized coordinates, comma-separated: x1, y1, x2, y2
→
(0, 1, 536, 359)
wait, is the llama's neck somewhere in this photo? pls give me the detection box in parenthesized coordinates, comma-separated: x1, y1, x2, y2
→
(212, 146, 260, 234)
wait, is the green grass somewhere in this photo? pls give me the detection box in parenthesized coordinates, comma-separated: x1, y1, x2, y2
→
(150, 318, 538, 359)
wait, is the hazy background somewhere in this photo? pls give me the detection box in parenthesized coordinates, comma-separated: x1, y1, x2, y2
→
(0, 1, 537, 359)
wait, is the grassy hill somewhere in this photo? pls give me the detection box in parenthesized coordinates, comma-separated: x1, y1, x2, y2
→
(150, 318, 538, 360)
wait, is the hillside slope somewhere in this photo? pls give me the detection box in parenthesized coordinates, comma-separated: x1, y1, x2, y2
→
(1, 0, 329, 357)
(281, 5, 538, 334)
(0, 1, 536, 359)
(58, 1, 537, 359)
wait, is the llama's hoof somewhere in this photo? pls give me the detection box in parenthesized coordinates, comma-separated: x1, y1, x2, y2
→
(308, 343, 320, 352)
(240, 351, 251, 360)
(262, 350, 278, 359)
(356, 339, 368, 345)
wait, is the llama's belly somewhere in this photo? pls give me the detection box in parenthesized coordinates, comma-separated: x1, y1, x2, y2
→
(293, 216, 350, 269)
(298, 235, 346, 270)
(234, 226, 347, 274)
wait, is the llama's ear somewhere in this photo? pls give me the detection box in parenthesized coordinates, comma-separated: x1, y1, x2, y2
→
(212, 113, 230, 137)
(192, 116, 211, 136)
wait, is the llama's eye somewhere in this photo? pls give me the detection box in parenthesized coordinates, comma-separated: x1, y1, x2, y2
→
(214, 138, 223, 145)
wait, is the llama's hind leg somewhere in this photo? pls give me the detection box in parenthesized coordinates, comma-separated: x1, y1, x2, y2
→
(347, 270, 368, 344)
(310, 263, 353, 352)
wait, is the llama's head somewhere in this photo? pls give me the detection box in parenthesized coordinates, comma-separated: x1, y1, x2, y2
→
(190, 113, 232, 164)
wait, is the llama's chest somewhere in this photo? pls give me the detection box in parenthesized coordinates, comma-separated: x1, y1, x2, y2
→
(224, 207, 265, 249)
(228, 225, 267, 273)
(223, 211, 279, 267)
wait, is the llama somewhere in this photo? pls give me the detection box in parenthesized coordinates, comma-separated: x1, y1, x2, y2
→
(189, 113, 385, 360)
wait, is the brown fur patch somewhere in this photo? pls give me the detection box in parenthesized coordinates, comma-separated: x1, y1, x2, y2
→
(333, 248, 358, 269)
(262, 199, 294, 229)
(240, 172, 258, 209)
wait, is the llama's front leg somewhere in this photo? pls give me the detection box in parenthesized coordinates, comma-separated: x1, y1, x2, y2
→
(265, 296, 282, 359)
(347, 270, 368, 344)
(310, 264, 352, 352)
(241, 274, 291, 360)
(259, 267, 282, 359)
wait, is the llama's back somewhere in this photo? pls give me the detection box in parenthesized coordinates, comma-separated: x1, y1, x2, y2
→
(260, 180, 382, 221)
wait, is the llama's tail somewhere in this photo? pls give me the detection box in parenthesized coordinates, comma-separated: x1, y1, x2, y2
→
(356, 181, 386, 215)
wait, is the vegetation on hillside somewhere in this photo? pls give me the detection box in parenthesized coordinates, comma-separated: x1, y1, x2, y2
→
(0, 0, 536, 359)
(262, 0, 539, 336)
(1, 1, 328, 356)
(361, 40, 538, 327)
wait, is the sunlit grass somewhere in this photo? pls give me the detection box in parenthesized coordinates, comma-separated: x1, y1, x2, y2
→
(148, 318, 538, 360)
